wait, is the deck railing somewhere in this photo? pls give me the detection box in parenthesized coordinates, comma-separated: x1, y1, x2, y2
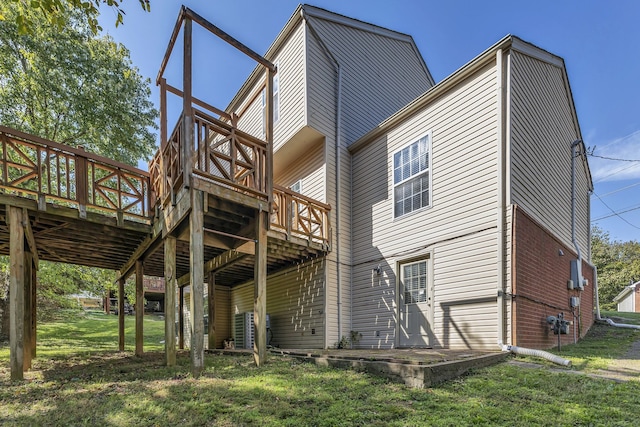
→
(193, 108, 269, 199)
(272, 184, 331, 245)
(150, 112, 331, 247)
(0, 127, 153, 223)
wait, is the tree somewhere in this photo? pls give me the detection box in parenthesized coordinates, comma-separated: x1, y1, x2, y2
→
(0, 3, 157, 336)
(591, 226, 640, 310)
(0, 3, 157, 165)
(0, 1, 151, 35)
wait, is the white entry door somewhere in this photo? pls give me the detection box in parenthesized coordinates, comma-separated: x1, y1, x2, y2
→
(398, 259, 432, 347)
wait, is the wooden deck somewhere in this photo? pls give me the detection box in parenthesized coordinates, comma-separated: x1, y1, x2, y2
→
(3, 5, 331, 381)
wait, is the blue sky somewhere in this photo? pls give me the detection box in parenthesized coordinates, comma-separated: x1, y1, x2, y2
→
(98, 0, 640, 243)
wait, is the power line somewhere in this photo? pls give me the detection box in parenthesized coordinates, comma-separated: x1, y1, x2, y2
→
(593, 162, 640, 183)
(597, 181, 640, 198)
(591, 192, 640, 229)
(592, 205, 640, 223)
(588, 154, 640, 162)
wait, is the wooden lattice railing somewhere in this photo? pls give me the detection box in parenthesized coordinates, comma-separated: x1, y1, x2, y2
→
(193, 108, 269, 199)
(149, 110, 331, 246)
(271, 184, 331, 245)
(0, 127, 153, 223)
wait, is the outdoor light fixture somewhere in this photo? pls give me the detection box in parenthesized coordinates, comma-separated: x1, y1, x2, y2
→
(558, 249, 564, 256)
(373, 265, 382, 276)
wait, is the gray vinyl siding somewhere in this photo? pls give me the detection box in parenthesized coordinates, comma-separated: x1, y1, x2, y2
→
(211, 285, 231, 349)
(306, 23, 350, 347)
(351, 63, 500, 349)
(306, 16, 432, 146)
(232, 23, 306, 151)
(433, 228, 499, 349)
(181, 284, 230, 349)
(305, 25, 336, 141)
(273, 23, 307, 151)
(234, 88, 263, 140)
(274, 140, 325, 202)
(230, 258, 326, 348)
(509, 50, 590, 259)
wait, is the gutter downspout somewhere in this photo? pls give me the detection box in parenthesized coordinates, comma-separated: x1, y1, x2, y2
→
(496, 48, 506, 349)
(335, 66, 343, 342)
(303, 11, 343, 343)
(571, 139, 583, 269)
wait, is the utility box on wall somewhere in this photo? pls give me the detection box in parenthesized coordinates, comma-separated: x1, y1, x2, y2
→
(570, 259, 584, 290)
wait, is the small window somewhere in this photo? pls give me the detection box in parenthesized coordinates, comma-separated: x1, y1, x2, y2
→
(402, 260, 428, 304)
(262, 65, 279, 136)
(393, 134, 431, 217)
(289, 180, 302, 193)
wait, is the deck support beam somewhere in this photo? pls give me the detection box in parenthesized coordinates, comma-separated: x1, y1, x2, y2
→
(118, 277, 125, 351)
(135, 260, 144, 356)
(164, 236, 177, 366)
(179, 286, 184, 349)
(207, 272, 216, 350)
(9, 206, 25, 380)
(182, 16, 193, 190)
(30, 257, 36, 361)
(254, 210, 268, 366)
(23, 252, 33, 371)
(190, 189, 205, 377)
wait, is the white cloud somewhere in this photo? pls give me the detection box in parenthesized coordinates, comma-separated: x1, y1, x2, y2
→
(589, 130, 640, 182)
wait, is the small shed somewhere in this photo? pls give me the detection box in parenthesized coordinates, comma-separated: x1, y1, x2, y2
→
(613, 281, 640, 312)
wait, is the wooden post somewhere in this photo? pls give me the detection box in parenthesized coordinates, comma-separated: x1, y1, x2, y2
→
(182, 17, 193, 189)
(23, 252, 33, 371)
(9, 206, 24, 380)
(190, 189, 205, 377)
(265, 67, 274, 205)
(164, 236, 177, 366)
(160, 77, 168, 203)
(254, 210, 268, 366)
(207, 271, 215, 350)
(135, 260, 144, 356)
(31, 260, 37, 359)
(75, 151, 88, 219)
(179, 286, 184, 349)
(118, 277, 125, 351)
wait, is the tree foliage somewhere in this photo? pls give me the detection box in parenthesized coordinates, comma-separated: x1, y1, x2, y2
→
(0, 3, 156, 334)
(0, 2, 157, 165)
(0, 258, 138, 327)
(591, 226, 640, 310)
(0, 0, 150, 35)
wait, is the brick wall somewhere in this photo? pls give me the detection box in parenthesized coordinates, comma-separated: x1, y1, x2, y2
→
(512, 207, 594, 349)
(635, 286, 640, 313)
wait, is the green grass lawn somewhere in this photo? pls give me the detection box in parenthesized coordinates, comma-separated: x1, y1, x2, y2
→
(1, 311, 640, 426)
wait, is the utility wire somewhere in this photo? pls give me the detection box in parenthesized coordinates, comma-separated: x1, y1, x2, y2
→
(591, 192, 640, 229)
(592, 205, 640, 222)
(588, 154, 640, 162)
(596, 181, 640, 198)
(593, 162, 640, 183)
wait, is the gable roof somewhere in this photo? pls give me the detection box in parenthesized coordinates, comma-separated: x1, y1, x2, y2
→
(227, 4, 433, 111)
(614, 280, 640, 303)
(348, 34, 593, 191)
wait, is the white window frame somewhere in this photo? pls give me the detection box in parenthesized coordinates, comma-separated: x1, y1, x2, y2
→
(262, 63, 279, 136)
(289, 180, 302, 194)
(400, 258, 429, 305)
(392, 131, 432, 219)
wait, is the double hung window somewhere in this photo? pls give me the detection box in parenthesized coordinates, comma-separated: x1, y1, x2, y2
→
(393, 134, 431, 217)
